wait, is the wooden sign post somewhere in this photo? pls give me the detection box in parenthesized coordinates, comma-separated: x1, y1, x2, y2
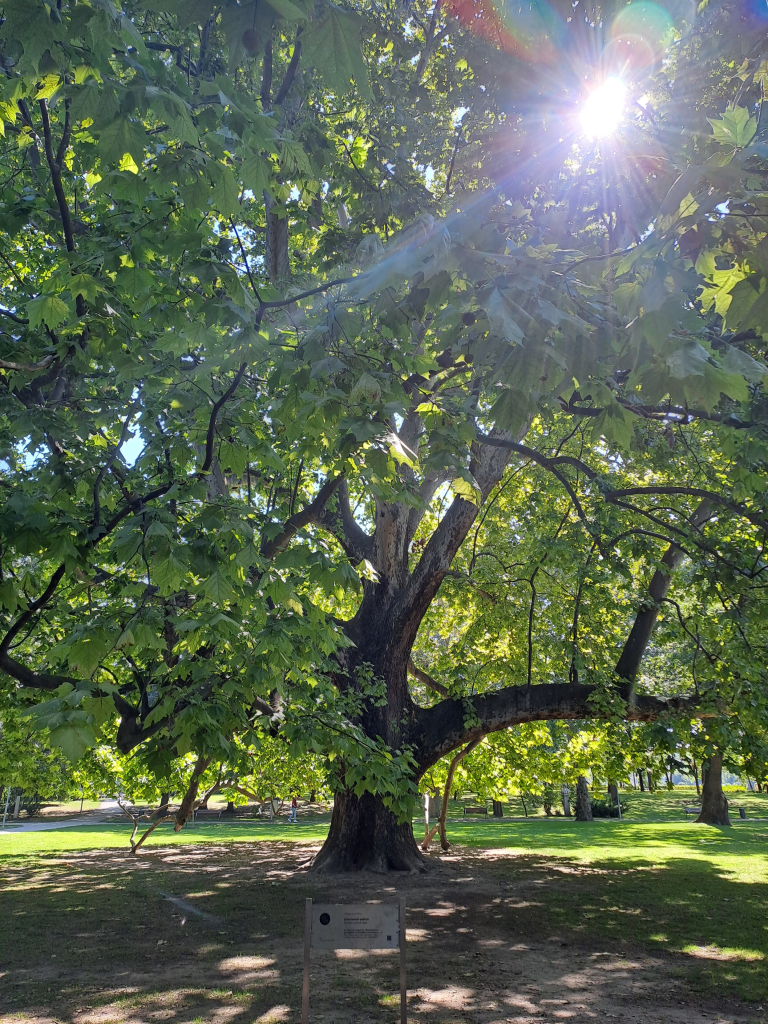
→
(301, 898, 407, 1024)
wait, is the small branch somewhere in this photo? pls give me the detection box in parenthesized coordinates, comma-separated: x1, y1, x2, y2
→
(408, 658, 449, 697)
(261, 37, 273, 109)
(91, 396, 142, 535)
(200, 363, 247, 474)
(273, 31, 302, 107)
(0, 564, 66, 657)
(0, 308, 30, 325)
(415, 0, 443, 79)
(0, 355, 54, 372)
(605, 486, 768, 534)
(229, 219, 263, 305)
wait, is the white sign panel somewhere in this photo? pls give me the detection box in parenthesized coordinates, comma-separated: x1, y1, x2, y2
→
(311, 903, 400, 950)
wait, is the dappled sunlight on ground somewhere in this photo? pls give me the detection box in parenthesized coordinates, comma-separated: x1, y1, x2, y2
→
(1, 835, 767, 1024)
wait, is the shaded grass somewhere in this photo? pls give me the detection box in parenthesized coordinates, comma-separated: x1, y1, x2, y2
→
(1, 814, 767, 1006)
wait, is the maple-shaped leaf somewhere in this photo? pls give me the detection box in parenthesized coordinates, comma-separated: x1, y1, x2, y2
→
(300, 4, 371, 100)
(708, 105, 757, 149)
(99, 117, 147, 167)
(27, 294, 70, 329)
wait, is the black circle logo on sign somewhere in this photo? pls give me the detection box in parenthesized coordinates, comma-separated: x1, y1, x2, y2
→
(319, 913, 331, 926)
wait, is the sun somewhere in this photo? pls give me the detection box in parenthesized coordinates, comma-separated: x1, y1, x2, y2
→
(579, 77, 628, 139)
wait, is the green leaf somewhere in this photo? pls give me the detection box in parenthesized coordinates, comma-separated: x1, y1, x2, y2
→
(484, 287, 525, 344)
(49, 721, 97, 762)
(203, 569, 237, 605)
(300, 5, 371, 100)
(708, 106, 757, 149)
(98, 117, 147, 167)
(27, 294, 70, 329)
(241, 151, 270, 196)
(69, 274, 106, 302)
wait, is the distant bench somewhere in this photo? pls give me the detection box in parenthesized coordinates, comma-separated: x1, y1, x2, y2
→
(684, 805, 746, 819)
(463, 805, 488, 817)
(193, 808, 222, 823)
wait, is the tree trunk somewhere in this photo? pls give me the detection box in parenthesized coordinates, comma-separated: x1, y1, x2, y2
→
(13, 793, 20, 819)
(695, 752, 731, 826)
(607, 782, 619, 805)
(492, 799, 504, 817)
(647, 771, 653, 792)
(313, 789, 425, 873)
(575, 776, 593, 821)
(692, 756, 700, 795)
(561, 786, 571, 816)
(264, 191, 289, 283)
(638, 769, 645, 792)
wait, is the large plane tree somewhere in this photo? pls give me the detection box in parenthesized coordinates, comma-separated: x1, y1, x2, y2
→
(1, 0, 767, 869)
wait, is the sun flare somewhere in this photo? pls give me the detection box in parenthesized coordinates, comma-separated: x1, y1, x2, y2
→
(579, 77, 628, 139)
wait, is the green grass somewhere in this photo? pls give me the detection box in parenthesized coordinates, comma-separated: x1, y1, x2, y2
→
(0, 818, 328, 857)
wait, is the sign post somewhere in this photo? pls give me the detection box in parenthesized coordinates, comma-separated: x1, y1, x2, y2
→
(301, 899, 406, 1024)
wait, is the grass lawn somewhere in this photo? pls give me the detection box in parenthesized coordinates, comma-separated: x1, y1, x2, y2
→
(1, 801, 767, 1018)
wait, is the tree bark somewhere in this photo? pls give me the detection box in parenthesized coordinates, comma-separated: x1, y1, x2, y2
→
(607, 782, 619, 805)
(695, 752, 731, 826)
(313, 789, 425, 872)
(264, 191, 289, 283)
(575, 776, 593, 821)
(492, 799, 504, 817)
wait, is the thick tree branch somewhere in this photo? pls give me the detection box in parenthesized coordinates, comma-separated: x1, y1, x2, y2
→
(413, 681, 709, 773)
(313, 478, 374, 563)
(261, 473, 344, 559)
(614, 499, 711, 683)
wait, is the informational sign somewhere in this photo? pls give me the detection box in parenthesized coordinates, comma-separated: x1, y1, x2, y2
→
(302, 899, 406, 1024)
(311, 902, 400, 950)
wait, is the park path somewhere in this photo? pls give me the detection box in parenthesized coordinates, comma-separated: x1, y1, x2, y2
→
(0, 799, 120, 835)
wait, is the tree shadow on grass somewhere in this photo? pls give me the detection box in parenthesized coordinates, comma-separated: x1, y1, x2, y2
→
(0, 838, 766, 1023)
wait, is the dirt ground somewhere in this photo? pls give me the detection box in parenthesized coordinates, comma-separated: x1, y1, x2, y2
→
(0, 840, 764, 1024)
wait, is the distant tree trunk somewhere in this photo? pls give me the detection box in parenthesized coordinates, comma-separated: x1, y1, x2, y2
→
(421, 739, 480, 853)
(492, 799, 503, 817)
(561, 785, 571, 816)
(692, 756, 700, 795)
(174, 755, 213, 832)
(758, 782, 764, 793)
(607, 782, 619, 805)
(575, 776, 593, 821)
(638, 769, 645, 792)
(160, 791, 170, 809)
(225, 800, 236, 813)
(264, 191, 289, 283)
(430, 790, 442, 821)
(695, 752, 731, 826)
(13, 793, 20, 820)
(520, 793, 528, 816)
(647, 771, 653, 792)
(309, 789, 316, 803)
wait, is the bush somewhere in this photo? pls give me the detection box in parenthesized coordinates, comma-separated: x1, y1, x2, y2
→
(590, 797, 629, 818)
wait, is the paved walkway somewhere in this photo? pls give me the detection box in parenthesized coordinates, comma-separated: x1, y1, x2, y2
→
(0, 800, 121, 835)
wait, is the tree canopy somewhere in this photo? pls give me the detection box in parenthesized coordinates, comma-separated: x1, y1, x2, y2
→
(1, 0, 767, 868)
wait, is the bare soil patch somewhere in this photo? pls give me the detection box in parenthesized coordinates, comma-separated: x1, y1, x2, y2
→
(0, 841, 763, 1024)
